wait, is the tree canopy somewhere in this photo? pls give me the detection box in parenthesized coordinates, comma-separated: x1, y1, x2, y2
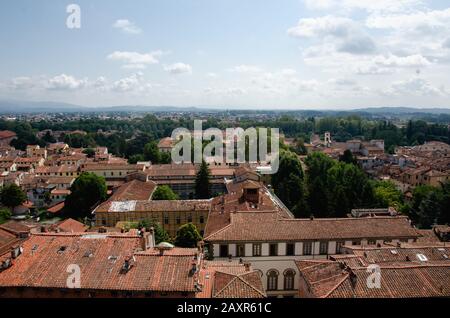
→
(65, 172, 107, 219)
(0, 184, 27, 209)
(195, 160, 211, 199)
(174, 223, 202, 248)
(152, 185, 179, 200)
(137, 220, 171, 244)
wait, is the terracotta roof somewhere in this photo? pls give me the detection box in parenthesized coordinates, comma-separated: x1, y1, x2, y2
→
(54, 218, 88, 233)
(109, 180, 157, 201)
(35, 165, 79, 174)
(82, 164, 144, 171)
(0, 229, 21, 256)
(344, 245, 450, 266)
(213, 271, 266, 298)
(0, 233, 198, 293)
(0, 221, 30, 236)
(47, 202, 65, 214)
(197, 261, 266, 298)
(328, 264, 450, 298)
(0, 131, 17, 139)
(205, 213, 420, 242)
(157, 137, 174, 148)
(296, 244, 450, 298)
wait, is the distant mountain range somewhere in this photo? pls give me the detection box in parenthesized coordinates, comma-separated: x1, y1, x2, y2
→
(1, 99, 450, 115)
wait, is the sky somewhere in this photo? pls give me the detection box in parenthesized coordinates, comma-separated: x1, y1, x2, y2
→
(1, 0, 450, 110)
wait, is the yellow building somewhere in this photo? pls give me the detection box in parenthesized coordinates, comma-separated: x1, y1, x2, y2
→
(93, 199, 211, 237)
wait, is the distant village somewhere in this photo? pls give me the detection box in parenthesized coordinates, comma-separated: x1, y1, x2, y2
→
(0, 126, 449, 299)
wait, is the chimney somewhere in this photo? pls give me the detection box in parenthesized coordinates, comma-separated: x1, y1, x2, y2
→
(189, 260, 197, 277)
(121, 257, 134, 274)
(142, 228, 155, 250)
(349, 271, 357, 288)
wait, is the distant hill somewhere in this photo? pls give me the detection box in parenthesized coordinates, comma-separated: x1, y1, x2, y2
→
(1, 99, 450, 115)
(352, 107, 450, 115)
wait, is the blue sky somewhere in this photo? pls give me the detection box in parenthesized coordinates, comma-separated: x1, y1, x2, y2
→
(1, 0, 450, 109)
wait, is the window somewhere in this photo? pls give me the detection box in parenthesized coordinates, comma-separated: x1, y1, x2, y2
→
(200, 216, 204, 224)
(176, 216, 181, 225)
(269, 244, 278, 256)
(219, 245, 229, 258)
(236, 244, 245, 257)
(336, 241, 344, 254)
(164, 215, 169, 225)
(187, 215, 193, 223)
(319, 241, 328, 255)
(284, 269, 296, 290)
(253, 244, 262, 257)
(352, 241, 360, 246)
(368, 240, 376, 245)
(267, 270, 279, 291)
(303, 242, 312, 255)
(286, 243, 295, 256)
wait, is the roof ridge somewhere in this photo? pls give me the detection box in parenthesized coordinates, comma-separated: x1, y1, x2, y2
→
(321, 273, 350, 298)
(236, 273, 266, 298)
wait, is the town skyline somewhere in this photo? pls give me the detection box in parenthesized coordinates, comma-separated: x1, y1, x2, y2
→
(2, 0, 450, 109)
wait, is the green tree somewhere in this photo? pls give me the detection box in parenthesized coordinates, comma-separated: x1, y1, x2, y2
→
(271, 150, 307, 217)
(42, 131, 56, 143)
(137, 219, 171, 244)
(0, 184, 26, 210)
(373, 180, 405, 211)
(410, 185, 436, 221)
(65, 173, 107, 218)
(128, 154, 145, 164)
(82, 148, 96, 158)
(152, 185, 179, 200)
(438, 182, 450, 224)
(143, 141, 161, 163)
(417, 191, 441, 229)
(174, 223, 202, 248)
(0, 208, 11, 224)
(339, 149, 356, 165)
(195, 160, 211, 199)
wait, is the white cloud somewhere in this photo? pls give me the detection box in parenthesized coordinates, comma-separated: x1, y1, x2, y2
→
(288, 16, 353, 38)
(164, 63, 192, 75)
(366, 8, 450, 31)
(337, 35, 376, 54)
(111, 72, 151, 92)
(113, 19, 142, 34)
(288, 16, 376, 55)
(9, 76, 36, 90)
(373, 54, 431, 67)
(46, 74, 87, 91)
(443, 38, 450, 49)
(355, 65, 393, 75)
(386, 77, 446, 96)
(107, 51, 163, 69)
(230, 65, 263, 73)
(303, 0, 422, 13)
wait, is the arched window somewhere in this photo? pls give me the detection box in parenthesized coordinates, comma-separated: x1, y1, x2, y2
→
(284, 269, 296, 290)
(267, 270, 279, 291)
